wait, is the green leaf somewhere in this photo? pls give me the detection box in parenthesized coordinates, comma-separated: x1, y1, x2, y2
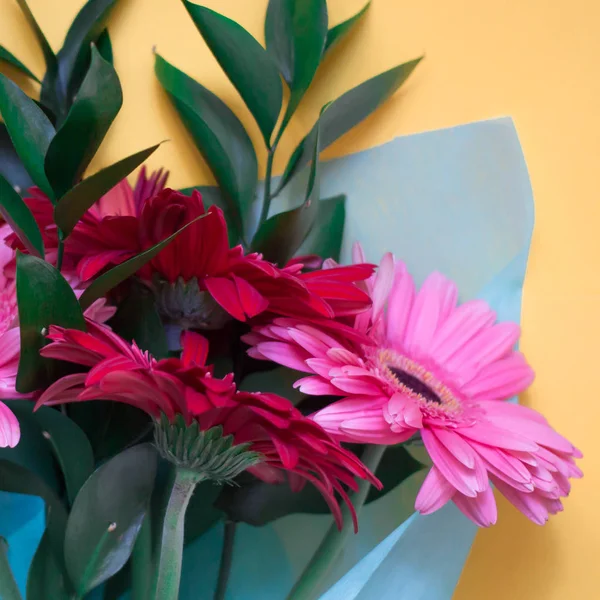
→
(63, 444, 158, 596)
(265, 0, 328, 131)
(96, 29, 113, 64)
(301, 194, 346, 261)
(32, 406, 95, 506)
(217, 444, 422, 525)
(0, 173, 45, 257)
(0, 460, 69, 582)
(0, 123, 34, 193)
(0, 74, 55, 198)
(79, 212, 208, 310)
(183, 2, 282, 147)
(251, 104, 326, 264)
(54, 143, 161, 236)
(45, 45, 123, 200)
(154, 54, 255, 232)
(15, 0, 56, 70)
(180, 185, 241, 246)
(109, 281, 169, 360)
(276, 57, 422, 194)
(27, 532, 71, 600)
(56, 0, 120, 105)
(0, 45, 40, 82)
(324, 1, 370, 55)
(16, 253, 86, 393)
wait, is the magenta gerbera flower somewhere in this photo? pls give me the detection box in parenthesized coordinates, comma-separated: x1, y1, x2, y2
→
(245, 244, 582, 527)
(36, 323, 381, 530)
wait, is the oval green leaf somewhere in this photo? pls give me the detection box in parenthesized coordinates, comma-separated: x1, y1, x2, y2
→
(45, 45, 123, 200)
(276, 57, 422, 195)
(0, 173, 45, 257)
(54, 143, 161, 236)
(63, 444, 158, 596)
(16, 253, 86, 393)
(324, 1, 371, 56)
(79, 212, 208, 310)
(15, 0, 56, 70)
(265, 0, 328, 132)
(32, 406, 95, 506)
(27, 531, 72, 600)
(184, 2, 282, 147)
(0, 73, 55, 198)
(0, 45, 40, 82)
(154, 53, 255, 231)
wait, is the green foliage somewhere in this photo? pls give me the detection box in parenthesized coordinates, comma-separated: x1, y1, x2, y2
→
(0, 45, 40, 82)
(301, 194, 346, 262)
(0, 173, 45, 257)
(16, 253, 86, 393)
(45, 45, 123, 200)
(63, 444, 158, 595)
(324, 1, 371, 55)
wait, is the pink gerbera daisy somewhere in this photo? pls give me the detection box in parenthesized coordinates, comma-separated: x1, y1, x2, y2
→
(245, 245, 582, 527)
(36, 323, 381, 530)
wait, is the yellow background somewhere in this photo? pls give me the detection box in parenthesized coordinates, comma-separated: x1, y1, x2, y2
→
(0, 0, 596, 598)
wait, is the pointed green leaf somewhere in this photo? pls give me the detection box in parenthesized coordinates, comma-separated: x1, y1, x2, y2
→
(324, 1, 370, 55)
(0, 46, 40, 82)
(54, 143, 161, 236)
(79, 212, 208, 310)
(276, 57, 422, 194)
(183, 2, 282, 147)
(16, 253, 86, 393)
(15, 0, 56, 69)
(32, 406, 95, 506)
(63, 444, 158, 595)
(265, 0, 328, 131)
(0, 74, 55, 198)
(57, 0, 120, 103)
(109, 282, 169, 360)
(0, 123, 34, 193)
(252, 104, 326, 264)
(45, 45, 123, 200)
(0, 173, 44, 257)
(154, 53, 256, 230)
(301, 194, 346, 261)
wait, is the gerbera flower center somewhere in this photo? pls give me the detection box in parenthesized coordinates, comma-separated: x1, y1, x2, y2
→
(376, 349, 463, 418)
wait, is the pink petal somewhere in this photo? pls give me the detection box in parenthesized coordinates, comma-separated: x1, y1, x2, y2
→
(458, 322, 521, 374)
(385, 262, 415, 348)
(204, 276, 246, 321)
(254, 342, 311, 373)
(453, 487, 498, 527)
(330, 376, 383, 396)
(459, 421, 539, 452)
(404, 273, 457, 359)
(288, 329, 330, 358)
(491, 476, 550, 525)
(371, 253, 395, 322)
(415, 465, 455, 514)
(232, 275, 268, 317)
(432, 428, 477, 468)
(0, 401, 20, 447)
(0, 328, 21, 365)
(181, 331, 209, 367)
(294, 377, 339, 395)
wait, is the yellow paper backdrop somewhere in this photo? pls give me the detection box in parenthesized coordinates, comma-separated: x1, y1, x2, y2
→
(1, 1, 596, 598)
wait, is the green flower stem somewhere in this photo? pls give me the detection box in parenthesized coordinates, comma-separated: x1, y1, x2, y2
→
(152, 468, 204, 600)
(131, 515, 152, 600)
(56, 235, 65, 272)
(0, 537, 23, 600)
(260, 146, 276, 225)
(286, 445, 387, 600)
(214, 520, 237, 600)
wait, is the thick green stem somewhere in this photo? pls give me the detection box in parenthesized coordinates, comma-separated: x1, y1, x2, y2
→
(152, 469, 203, 600)
(56, 236, 65, 272)
(131, 515, 152, 600)
(213, 520, 237, 600)
(286, 445, 386, 600)
(0, 537, 23, 600)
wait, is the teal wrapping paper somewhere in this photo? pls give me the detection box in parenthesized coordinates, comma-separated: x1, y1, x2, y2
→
(0, 116, 534, 599)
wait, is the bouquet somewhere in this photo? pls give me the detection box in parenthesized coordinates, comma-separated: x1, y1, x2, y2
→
(0, 1, 582, 599)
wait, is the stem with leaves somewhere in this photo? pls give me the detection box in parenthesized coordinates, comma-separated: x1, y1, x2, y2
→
(214, 520, 237, 600)
(286, 445, 386, 600)
(152, 468, 204, 600)
(0, 537, 22, 600)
